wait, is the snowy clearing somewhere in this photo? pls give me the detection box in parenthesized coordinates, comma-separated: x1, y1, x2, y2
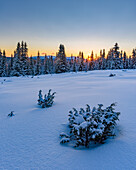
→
(0, 70, 136, 169)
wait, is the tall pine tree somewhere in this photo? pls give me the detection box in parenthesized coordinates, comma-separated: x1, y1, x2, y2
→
(55, 44, 69, 73)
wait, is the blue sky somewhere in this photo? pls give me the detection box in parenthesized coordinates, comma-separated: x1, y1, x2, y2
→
(0, 0, 136, 56)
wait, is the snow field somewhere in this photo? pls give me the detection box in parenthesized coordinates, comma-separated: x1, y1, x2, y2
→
(0, 70, 136, 169)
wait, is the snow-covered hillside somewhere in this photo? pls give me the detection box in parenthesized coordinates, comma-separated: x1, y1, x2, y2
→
(0, 70, 136, 169)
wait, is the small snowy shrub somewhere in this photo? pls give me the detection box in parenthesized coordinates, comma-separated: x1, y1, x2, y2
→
(8, 111, 14, 117)
(38, 89, 56, 108)
(109, 73, 116, 77)
(60, 103, 120, 147)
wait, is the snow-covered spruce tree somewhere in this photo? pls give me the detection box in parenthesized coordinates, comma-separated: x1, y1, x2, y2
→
(0, 50, 3, 76)
(7, 54, 14, 76)
(10, 50, 22, 77)
(44, 55, 50, 74)
(20, 41, 28, 76)
(107, 48, 115, 69)
(0, 50, 7, 77)
(99, 49, 106, 70)
(78, 52, 85, 71)
(68, 55, 74, 72)
(123, 51, 128, 69)
(35, 51, 41, 75)
(120, 50, 124, 69)
(60, 103, 120, 147)
(132, 49, 136, 68)
(113, 43, 121, 69)
(38, 89, 56, 108)
(55, 44, 69, 73)
(49, 56, 54, 74)
(72, 57, 77, 72)
(88, 51, 95, 71)
(29, 56, 35, 76)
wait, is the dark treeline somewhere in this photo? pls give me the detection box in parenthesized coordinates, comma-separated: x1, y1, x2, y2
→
(0, 42, 136, 77)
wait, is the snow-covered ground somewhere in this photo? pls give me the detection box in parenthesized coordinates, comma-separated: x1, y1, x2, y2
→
(0, 70, 136, 169)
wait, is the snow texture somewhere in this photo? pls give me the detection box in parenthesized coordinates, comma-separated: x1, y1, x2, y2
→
(0, 70, 136, 169)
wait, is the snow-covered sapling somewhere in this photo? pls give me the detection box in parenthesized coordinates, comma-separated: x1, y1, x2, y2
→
(8, 111, 14, 117)
(38, 89, 56, 108)
(44, 89, 56, 107)
(60, 103, 120, 148)
(38, 90, 44, 105)
(109, 73, 116, 77)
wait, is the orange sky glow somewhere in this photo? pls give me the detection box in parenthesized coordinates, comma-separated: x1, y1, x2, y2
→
(1, 43, 133, 59)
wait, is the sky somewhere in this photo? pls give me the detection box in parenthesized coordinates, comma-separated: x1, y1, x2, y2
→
(0, 0, 136, 57)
